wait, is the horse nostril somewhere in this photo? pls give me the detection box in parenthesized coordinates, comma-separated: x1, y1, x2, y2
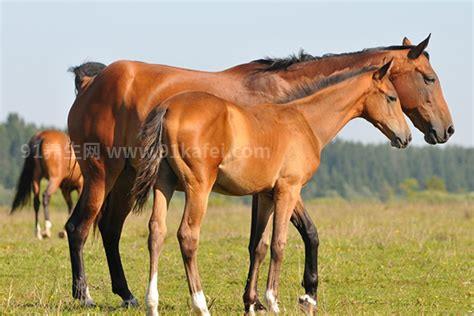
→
(447, 125, 455, 137)
(408, 134, 412, 142)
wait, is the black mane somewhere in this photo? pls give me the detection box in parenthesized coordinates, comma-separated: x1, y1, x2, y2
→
(279, 66, 377, 103)
(254, 46, 428, 72)
(68, 61, 107, 94)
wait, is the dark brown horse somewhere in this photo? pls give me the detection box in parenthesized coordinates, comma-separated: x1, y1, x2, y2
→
(131, 61, 410, 315)
(66, 35, 453, 307)
(10, 130, 83, 239)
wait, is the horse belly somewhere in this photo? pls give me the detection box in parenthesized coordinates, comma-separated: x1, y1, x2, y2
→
(214, 159, 277, 196)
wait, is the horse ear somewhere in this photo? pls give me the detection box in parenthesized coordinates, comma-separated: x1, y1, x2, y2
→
(402, 37, 412, 46)
(373, 60, 393, 81)
(408, 34, 431, 59)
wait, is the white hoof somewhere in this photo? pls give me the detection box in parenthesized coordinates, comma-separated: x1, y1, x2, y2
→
(43, 220, 52, 238)
(146, 307, 159, 316)
(246, 303, 257, 316)
(298, 294, 317, 315)
(192, 291, 210, 316)
(265, 290, 280, 314)
(35, 225, 43, 240)
(81, 286, 95, 307)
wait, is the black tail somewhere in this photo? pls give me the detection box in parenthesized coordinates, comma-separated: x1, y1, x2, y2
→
(131, 108, 168, 212)
(10, 140, 38, 213)
(68, 61, 107, 94)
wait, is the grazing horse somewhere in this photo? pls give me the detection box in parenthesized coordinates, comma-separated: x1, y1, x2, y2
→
(66, 35, 453, 307)
(131, 61, 411, 316)
(10, 130, 83, 239)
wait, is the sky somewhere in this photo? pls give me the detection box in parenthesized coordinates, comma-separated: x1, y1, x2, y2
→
(1, 1, 472, 146)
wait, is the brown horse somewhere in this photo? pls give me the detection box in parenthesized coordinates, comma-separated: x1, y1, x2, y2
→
(10, 130, 83, 239)
(131, 61, 411, 315)
(66, 35, 453, 306)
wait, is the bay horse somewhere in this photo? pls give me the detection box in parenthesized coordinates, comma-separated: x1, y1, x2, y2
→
(10, 130, 83, 239)
(131, 61, 411, 315)
(66, 35, 453, 307)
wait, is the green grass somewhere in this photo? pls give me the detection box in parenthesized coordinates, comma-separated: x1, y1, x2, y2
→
(0, 197, 473, 314)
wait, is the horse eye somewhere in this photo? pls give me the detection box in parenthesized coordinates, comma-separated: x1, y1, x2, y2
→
(386, 95, 397, 103)
(423, 75, 436, 85)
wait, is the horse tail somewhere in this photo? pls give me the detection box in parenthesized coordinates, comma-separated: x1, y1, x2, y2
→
(131, 107, 168, 213)
(68, 61, 107, 94)
(10, 138, 40, 213)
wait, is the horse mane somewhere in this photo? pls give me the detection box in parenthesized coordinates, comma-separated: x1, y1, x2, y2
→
(68, 61, 107, 94)
(279, 66, 377, 103)
(254, 46, 429, 72)
(68, 61, 106, 78)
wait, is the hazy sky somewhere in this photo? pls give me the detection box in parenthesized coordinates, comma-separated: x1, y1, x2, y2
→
(1, 1, 472, 146)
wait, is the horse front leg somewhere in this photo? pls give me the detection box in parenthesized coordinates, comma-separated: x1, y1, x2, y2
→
(290, 199, 319, 314)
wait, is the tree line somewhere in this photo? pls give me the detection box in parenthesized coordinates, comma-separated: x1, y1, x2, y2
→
(1, 113, 472, 201)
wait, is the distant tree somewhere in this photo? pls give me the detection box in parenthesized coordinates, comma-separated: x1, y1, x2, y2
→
(399, 178, 420, 197)
(379, 182, 395, 202)
(1, 114, 473, 201)
(425, 176, 447, 192)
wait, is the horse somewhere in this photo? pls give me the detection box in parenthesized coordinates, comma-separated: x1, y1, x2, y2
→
(66, 35, 453, 307)
(10, 130, 83, 239)
(131, 61, 411, 316)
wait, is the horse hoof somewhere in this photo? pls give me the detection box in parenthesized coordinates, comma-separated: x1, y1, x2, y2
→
(265, 291, 280, 314)
(58, 231, 67, 239)
(146, 309, 159, 316)
(245, 300, 267, 315)
(298, 294, 317, 315)
(122, 297, 139, 308)
(42, 231, 51, 239)
(82, 298, 96, 308)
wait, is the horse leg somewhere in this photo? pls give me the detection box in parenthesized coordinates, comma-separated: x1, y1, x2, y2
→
(33, 179, 42, 239)
(265, 183, 300, 314)
(290, 199, 319, 314)
(243, 193, 273, 315)
(65, 162, 118, 306)
(59, 187, 74, 238)
(146, 161, 176, 316)
(98, 166, 138, 306)
(178, 185, 213, 316)
(42, 177, 61, 238)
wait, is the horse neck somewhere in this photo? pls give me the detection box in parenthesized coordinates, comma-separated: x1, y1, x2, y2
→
(288, 74, 372, 149)
(246, 50, 398, 101)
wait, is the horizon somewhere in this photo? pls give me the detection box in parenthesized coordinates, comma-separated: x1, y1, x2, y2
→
(1, 1, 472, 146)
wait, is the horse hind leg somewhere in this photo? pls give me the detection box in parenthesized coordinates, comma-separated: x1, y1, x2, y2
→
(99, 166, 138, 306)
(291, 200, 319, 315)
(243, 193, 273, 315)
(65, 163, 117, 306)
(33, 179, 42, 239)
(177, 173, 216, 316)
(42, 178, 61, 238)
(59, 187, 74, 238)
(145, 161, 177, 316)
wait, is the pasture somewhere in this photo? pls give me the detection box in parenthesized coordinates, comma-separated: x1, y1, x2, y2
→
(0, 196, 472, 315)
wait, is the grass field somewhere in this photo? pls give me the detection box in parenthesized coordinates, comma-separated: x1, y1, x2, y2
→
(0, 196, 472, 315)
